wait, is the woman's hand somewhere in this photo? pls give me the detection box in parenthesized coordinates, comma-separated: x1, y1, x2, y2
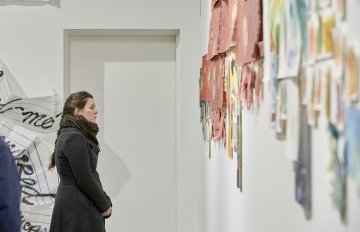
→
(102, 207, 112, 218)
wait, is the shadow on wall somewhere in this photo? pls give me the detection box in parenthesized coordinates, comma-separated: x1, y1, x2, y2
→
(98, 138, 130, 197)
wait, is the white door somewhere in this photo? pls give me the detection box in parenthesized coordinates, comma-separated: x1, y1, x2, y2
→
(66, 32, 176, 232)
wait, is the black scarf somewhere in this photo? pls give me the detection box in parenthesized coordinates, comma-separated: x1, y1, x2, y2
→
(59, 114, 99, 145)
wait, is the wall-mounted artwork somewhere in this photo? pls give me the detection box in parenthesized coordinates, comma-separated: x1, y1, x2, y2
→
(218, 0, 238, 53)
(309, 0, 331, 11)
(319, 10, 335, 59)
(330, 77, 345, 130)
(318, 0, 332, 9)
(200, 55, 212, 102)
(267, 0, 359, 223)
(200, 102, 212, 158)
(207, 2, 221, 60)
(295, 106, 312, 220)
(335, 0, 346, 20)
(332, 28, 346, 78)
(200, 0, 264, 192)
(211, 55, 226, 108)
(275, 81, 287, 139)
(211, 107, 226, 143)
(329, 123, 347, 223)
(234, 0, 262, 66)
(225, 51, 243, 189)
(345, 108, 360, 197)
(0, 0, 60, 7)
(285, 79, 300, 161)
(201, 0, 360, 221)
(344, 47, 359, 102)
(212, 0, 219, 8)
(307, 15, 320, 65)
(269, 52, 278, 129)
(278, 0, 302, 78)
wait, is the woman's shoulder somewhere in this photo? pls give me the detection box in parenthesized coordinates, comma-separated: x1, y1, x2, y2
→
(59, 128, 86, 141)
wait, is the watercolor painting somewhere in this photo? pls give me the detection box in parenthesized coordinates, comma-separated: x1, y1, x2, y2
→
(345, 108, 360, 196)
(278, 0, 302, 78)
(296, 105, 312, 219)
(330, 77, 345, 131)
(319, 10, 335, 59)
(307, 15, 320, 64)
(328, 123, 347, 223)
(344, 47, 359, 102)
(332, 28, 345, 78)
(335, 0, 346, 20)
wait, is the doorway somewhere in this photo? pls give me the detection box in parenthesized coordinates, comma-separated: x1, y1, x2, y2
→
(64, 29, 178, 232)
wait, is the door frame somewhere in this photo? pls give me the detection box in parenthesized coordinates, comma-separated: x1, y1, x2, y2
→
(63, 29, 181, 232)
(64, 29, 180, 97)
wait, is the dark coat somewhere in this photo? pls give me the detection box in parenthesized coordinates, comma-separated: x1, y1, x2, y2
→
(0, 137, 21, 232)
(49, 128, 111, 232)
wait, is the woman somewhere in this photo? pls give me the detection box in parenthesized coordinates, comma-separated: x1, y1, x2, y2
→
(49, 91, 112, 232)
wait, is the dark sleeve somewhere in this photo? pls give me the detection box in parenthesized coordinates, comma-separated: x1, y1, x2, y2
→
(90, 157, 112, 208)
(63, 132, 110, 212)
(0, 139, 21, 232)
(104, 191, 112, 207)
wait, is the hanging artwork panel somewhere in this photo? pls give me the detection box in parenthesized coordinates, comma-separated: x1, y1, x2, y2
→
(234, 0, 263, 66)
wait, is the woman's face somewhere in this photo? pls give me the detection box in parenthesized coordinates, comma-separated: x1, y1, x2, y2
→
(75, 98, 98, 123)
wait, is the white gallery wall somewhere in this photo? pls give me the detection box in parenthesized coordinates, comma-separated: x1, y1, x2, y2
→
(201, 0, 360, 232)
(0, 1, 202, 232)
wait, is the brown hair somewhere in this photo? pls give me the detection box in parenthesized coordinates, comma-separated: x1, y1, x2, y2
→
(48, 91, 93, 170)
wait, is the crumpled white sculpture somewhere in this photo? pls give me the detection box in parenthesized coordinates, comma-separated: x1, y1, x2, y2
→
(0, 60, 60, 232)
